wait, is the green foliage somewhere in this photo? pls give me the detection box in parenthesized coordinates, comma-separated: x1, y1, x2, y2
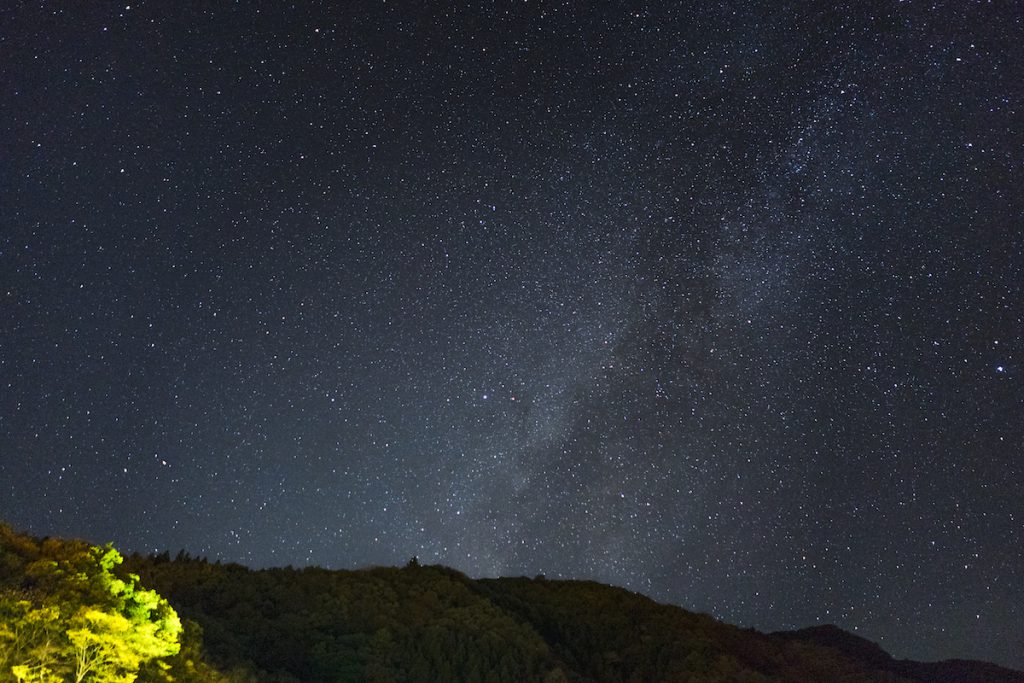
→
(0, 525, 181, 683)
(3, 524, 939, 682)
(128, 561, 563, 683)
(129, 555, 920, 683)
(0, 601, 63, 683)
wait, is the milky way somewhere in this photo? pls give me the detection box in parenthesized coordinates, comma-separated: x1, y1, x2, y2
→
(1, 1, 1022, 669)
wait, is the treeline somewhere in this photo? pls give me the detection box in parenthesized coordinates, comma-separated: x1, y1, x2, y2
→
(125, 557, 562, 682)
(4, 524, 1022, 682)
(0, 523, 184, 683)
(124, 552, 906, 682)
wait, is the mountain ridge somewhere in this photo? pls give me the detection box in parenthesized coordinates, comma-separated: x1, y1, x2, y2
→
(772, 625, 1024, 683)
(2, 523, 1021, 682)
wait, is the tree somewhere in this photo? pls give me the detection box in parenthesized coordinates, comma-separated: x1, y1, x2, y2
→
(1, 600, 63, 683)
(67, 605, 179, 683)
(0, 528, 181, 683)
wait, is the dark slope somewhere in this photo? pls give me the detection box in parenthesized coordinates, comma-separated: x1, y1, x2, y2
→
(3, 524, 1021, 683)
(127, 553, 1022, 683)
(775, 626, 1024, 683)
(133, 556, 906, 682)
(475, 577, 906, 682)
(128, 558, 563, 682)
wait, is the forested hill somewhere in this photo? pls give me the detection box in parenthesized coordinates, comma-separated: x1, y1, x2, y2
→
(2, 524, 1022, 683)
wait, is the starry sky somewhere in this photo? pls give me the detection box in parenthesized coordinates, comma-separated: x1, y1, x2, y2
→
(2, 0, 1022, 670)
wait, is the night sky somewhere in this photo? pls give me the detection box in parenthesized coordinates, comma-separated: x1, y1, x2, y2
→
(2, 0, 1022, 670)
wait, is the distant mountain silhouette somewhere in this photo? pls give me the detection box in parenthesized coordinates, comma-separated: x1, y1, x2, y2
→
(775, 625, 1024, 683)
(2, 522, 1022, 682)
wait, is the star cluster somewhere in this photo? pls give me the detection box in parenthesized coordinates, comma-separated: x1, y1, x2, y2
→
(1, 1, 1022, 669)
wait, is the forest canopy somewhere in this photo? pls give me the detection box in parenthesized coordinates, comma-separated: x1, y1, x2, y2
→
(3, 524, 1021, 683)
(0, 524, 180, 683)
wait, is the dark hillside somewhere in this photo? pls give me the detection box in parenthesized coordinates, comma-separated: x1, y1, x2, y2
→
(775, 625, 1024, 683)
(477, 577, 907, 682)
(3, 524, 1022, 683)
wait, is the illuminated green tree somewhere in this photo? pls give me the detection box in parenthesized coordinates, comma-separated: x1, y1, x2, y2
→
(67, 606, 179, 683)
(0, 601, 63, 683)
(0, 526, 181, 683)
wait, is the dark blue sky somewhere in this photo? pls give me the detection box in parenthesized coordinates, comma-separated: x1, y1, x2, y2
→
(2, 1, 1021, 669)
